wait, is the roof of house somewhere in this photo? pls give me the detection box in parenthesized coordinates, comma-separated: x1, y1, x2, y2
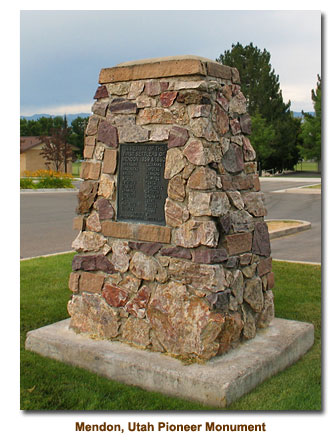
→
(20, 136, 44, 153)
(20, 136, 79, 153)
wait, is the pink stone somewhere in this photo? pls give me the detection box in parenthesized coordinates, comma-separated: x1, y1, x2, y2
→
(187, 166, 217, 190)
(145, 80, 161, 96)
(167, 126, 189, 148)
(97, 120, 118, 148)
(174, 219, 219, 248)
(242, 136, 256, 161)
(160, 91, 178, 107)
(183, 139, 209, 166)
(125, 285, 151, 318)
(230, 118, 241, 135)
(214, 104, 229, 135)
(102, 283, 130, 308)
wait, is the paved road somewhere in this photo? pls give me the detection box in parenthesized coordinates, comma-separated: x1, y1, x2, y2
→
(262, 181, 321, 263)
(20, 192, 78, 259)
(20, 178, 321, 262)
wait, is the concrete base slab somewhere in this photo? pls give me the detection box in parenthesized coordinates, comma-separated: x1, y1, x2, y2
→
(25, 318, 314, 408)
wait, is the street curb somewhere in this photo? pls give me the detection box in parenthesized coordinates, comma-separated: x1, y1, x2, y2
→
(273, 258, 321, 266)
(20, 250, 75, 261)
(267, 219, 311, 239)
(21, 188, 79, 193)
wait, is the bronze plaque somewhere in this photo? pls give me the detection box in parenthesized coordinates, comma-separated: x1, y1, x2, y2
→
(117, 143, 168, 225)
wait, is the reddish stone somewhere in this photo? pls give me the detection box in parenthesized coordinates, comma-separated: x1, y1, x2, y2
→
(160, 81, 169, 91)
(167, 126, 189, 148)
(230, 118, 241, 135)
(109, 98, 137, 114)
(192, 248, 228, 264)
(240, 114, 252, 134)
(95, 198, 114, 220)
(225, 232, 253, 255)
(252, 222, 271, 257)
(258, 256, 272, 276)
(102, 283, 130, 308)
(125, 285, 151, 318)
(214, 104, 229, 135)
(93, 85, 109, 99)
(160, 91, 178, 107)
(160, 246, 192, 260)
(72, 254, 115, 274)
(222, 144, 244, 174)
(97, 120, 118, 148)
(267, 272, 275, 289)
(128, 241, 162, 256)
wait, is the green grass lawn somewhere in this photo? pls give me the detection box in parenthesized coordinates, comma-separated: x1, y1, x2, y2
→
(20, 254, 321, 411)
(294, 161, 319, 172)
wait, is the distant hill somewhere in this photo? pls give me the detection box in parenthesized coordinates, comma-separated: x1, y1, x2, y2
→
(292, 111, 315, 119)
(20, 113, 91, 125)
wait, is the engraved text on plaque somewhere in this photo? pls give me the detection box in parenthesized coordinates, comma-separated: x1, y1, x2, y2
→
(117, 144, 168, 225)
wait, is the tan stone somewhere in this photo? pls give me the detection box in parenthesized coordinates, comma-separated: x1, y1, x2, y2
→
(86, 212, 101, 232)
(229, 92, 247, 115)
(68, 272, 80, 293)
(94, 144, 105, 161)
(106, 82, 130, 96)
(99, 58, 207, 83)
(188, 191, 211, 216)
(73, 216, 84, 231)
(174, 219, 219, 248)
(68, 292, 120, 338)
(122, 316, 151, 348)
(98, 174, 116, 199)
(147, 281, 225, 359)
(206, 62, 232, 79)
(168, 259, 227, 292)
(164, 148, 186, 179)
(168, 175, 186, 201)
(190, 118, 218, 141)
(127, 80, 145, 99)
(83, 143, 95, 159)
(149, 126, 170, 141)
(137, 108, 175, 125)
(72, 231, 106, 252)
(79, 272, 105, 293)
(136, 96, 156, 108)
(187, 166, 216, 190)
(244, 277, 264, 312)
(129, 252, 158, 281)
(102, 221, 134, 239)
(118, 274, 141, 293)
(85, 115, 99, 136)
(165, 198, 189, 227)
(103, 149, 117, 174)
(135, 223, 171, 243)
(111, 241, 131, 273)
(80, 161, 101, 180)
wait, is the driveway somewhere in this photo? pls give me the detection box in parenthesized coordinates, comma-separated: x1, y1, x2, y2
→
(20, 177, 321, 263)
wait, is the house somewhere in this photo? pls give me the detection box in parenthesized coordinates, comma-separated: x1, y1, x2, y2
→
(20, 136, 77, 175)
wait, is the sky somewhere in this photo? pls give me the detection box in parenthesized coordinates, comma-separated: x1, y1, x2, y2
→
(20, 9, 321, 116)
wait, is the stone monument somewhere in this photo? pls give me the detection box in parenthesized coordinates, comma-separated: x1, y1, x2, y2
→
(67, 55, 275, 361)
(25, 56, 314, 407)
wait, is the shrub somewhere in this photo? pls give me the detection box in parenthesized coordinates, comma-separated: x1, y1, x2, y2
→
(22, 169, 73, 178)
(20, 178, 36, 189)
(36, 176, 74, 188)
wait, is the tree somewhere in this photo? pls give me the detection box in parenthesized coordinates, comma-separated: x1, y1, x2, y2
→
(39, 116, 75, 172)
(300, 75, 321, 162)
(69, 116, 89, 157)
(217, 43, 300, 172)
(250, 113, 276, 174)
